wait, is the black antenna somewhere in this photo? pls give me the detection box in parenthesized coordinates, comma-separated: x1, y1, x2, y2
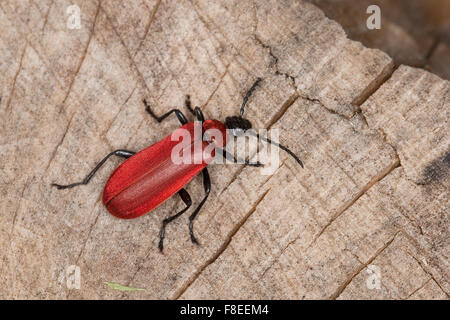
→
(248, 130, 304, 168)
(240, 78, 262, 116)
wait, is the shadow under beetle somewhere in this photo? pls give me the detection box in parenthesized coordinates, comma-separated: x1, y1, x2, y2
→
(52, 78, 303, 252)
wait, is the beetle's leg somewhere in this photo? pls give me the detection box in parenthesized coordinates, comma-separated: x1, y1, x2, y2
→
(185, 95, 205, 122)
(143, 99, 188, 125)
(184, 99, 208, 244)
(218, 148, 263, 167)
(159, 188, 192, 252)
(51, 150, 135, 189)
(188, 168, 210, 245)
(185, 95, 194, 114)
(193, 107, 205, 122)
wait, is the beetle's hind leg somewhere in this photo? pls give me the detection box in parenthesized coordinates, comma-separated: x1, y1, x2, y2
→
(188, 168, 211, 245)
(159, 188, 192, 252)
(51, 149, 135, 189)
(143, 99, 188, 125)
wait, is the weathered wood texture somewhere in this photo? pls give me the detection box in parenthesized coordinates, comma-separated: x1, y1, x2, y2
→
(0, 0, 448, 299)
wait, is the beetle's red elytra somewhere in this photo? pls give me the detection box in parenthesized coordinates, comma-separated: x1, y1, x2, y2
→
(52, 78, 303, 251)
(103, 120, 226, 220)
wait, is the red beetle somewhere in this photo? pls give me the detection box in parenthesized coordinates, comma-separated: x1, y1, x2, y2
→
(53, 79, 303, 251)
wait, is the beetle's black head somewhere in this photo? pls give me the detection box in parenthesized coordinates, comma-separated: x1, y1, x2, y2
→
(223, 77, 304, 168)
(225, 116, 252, 137)
(224, 77, 261, 137)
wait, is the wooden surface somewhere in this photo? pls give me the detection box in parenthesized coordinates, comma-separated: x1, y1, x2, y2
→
(0, 0, 448, 299)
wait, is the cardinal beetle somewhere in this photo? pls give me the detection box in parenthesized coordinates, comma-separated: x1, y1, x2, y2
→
(52, 78, 303, 251)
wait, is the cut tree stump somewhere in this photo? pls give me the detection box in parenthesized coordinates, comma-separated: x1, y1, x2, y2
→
(0, 0, 448, 299)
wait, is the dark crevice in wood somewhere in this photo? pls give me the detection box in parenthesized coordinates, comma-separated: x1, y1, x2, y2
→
(62, 2, 101, 106)
(267, 92, 300, 130)
(41, 0, 54, 34)
(133, 0, 162, 56)
(44, 112, 76, 173)
(352, 61, 396, 107)
(260, 159, 401, 281)
(330, 231, 400, 299)
(299, 93, 352, 121)
(410, 254, 450, 297)
(172, 188, 272, 300)
(5, 43, 27, 114)
(9, 183, 28, 238)
(307, 158, 400, 250)
(253, 34, 296, 86)
(404, 278, 431, 299)
(66, 197, 104, 299)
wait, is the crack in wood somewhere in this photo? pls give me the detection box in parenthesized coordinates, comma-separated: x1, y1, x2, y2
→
(330, 231, 400, 299)
(307, 158, 400, 250)
(2, 0, 446, 300)
(44, 112, 76, 173)
(404, 278, 431, 299)
(253, 35, 296, 85)
(40, 0, 54, 33)
(119, 200, 181, 299)
(5, 42, 27, 114)
(104, 81, 138, 137)
(260, 157, 401, 280)
(267, 92, 300, 129)
(100, 6, 150, 92)
(62, 1, 101, 106)
(374, 126, 403, 168)
(200, 62, 231, 109)
(9, 183, 28, 238)
(352, 61, 396, 107)
(100, 3, 182, 108)
(216, 89, 300, 201)
(410, 254, 450, 297)
(187, 1, 242, 68)
(300, 93, 352, 121)
(66, 196, 104, 299)
(133, 0, 162, 57)
(172, 187, 272, 299)
(304, 105, 361, 186)
(1, 16, 66, 95)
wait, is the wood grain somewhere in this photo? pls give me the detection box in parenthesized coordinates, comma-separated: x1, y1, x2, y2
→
(0, 0, 447, 299)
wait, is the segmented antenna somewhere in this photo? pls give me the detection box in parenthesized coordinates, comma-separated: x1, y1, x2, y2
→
(240, 78, 262, 116)
(248, 130, 304, 168)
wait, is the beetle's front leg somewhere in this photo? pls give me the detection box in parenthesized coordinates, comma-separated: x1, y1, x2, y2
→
(185, 95, 205, 122)
(51, 149, 135, 189)
(143, 99, 188, 125)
